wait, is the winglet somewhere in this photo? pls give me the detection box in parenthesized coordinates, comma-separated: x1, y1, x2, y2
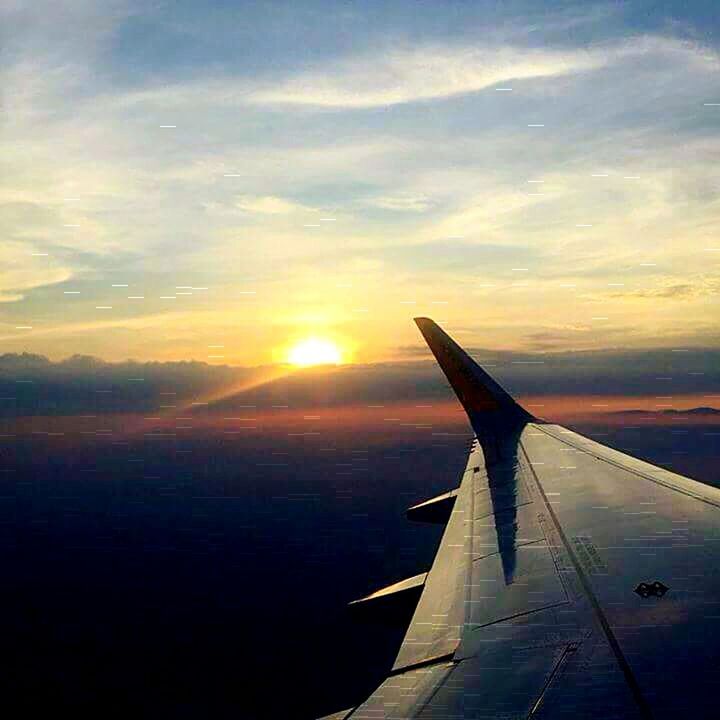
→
(414, 318, 533, 460)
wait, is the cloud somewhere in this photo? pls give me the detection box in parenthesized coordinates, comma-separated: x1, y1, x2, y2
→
(248, 44, 606, 108)
(236, 195, 312, 215)
(365, 194, 434, 212)
(245, 36, 718, 110)
(609, 278, 720, 300)
(0, 351, 241, 416)
(0, 229, 74, 303)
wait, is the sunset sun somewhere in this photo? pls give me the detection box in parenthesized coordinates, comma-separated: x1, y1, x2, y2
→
(288, 338, 343, 367)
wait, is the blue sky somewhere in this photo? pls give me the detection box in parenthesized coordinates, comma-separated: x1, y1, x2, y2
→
(1, 0, 718, 363)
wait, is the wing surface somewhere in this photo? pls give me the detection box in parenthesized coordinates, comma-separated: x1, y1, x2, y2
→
(320, 319, 720, 719)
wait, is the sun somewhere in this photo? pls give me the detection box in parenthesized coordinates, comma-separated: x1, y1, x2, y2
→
(288, 338, 343, 367)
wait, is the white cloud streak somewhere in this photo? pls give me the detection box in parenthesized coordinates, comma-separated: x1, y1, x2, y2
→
(248, 45, 606, 108)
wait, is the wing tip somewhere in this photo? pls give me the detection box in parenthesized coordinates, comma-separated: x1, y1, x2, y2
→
(414, 316, 442, 342)
(412, 316, 535, 429)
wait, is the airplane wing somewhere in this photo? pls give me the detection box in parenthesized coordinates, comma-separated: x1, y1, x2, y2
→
(319, 318, 720, 720)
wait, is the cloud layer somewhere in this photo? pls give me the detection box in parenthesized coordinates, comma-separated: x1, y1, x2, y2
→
(2, 346, 718, 417)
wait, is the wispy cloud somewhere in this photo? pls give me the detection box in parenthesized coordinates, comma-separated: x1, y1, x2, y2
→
(246, 36, 718, 109)
(610, 278, 720, 300)
(365, 193, 434, 212)
(248, 45, 605, 108)
(236, 195, 313, 215)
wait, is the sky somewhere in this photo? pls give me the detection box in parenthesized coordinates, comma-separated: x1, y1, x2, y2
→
(1, 0, 719, 366)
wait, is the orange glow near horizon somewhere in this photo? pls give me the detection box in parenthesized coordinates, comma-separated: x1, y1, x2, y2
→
(4, 394, 718, 450)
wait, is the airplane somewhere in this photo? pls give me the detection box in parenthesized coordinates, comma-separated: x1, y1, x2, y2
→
(319, 317, 720, 719)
